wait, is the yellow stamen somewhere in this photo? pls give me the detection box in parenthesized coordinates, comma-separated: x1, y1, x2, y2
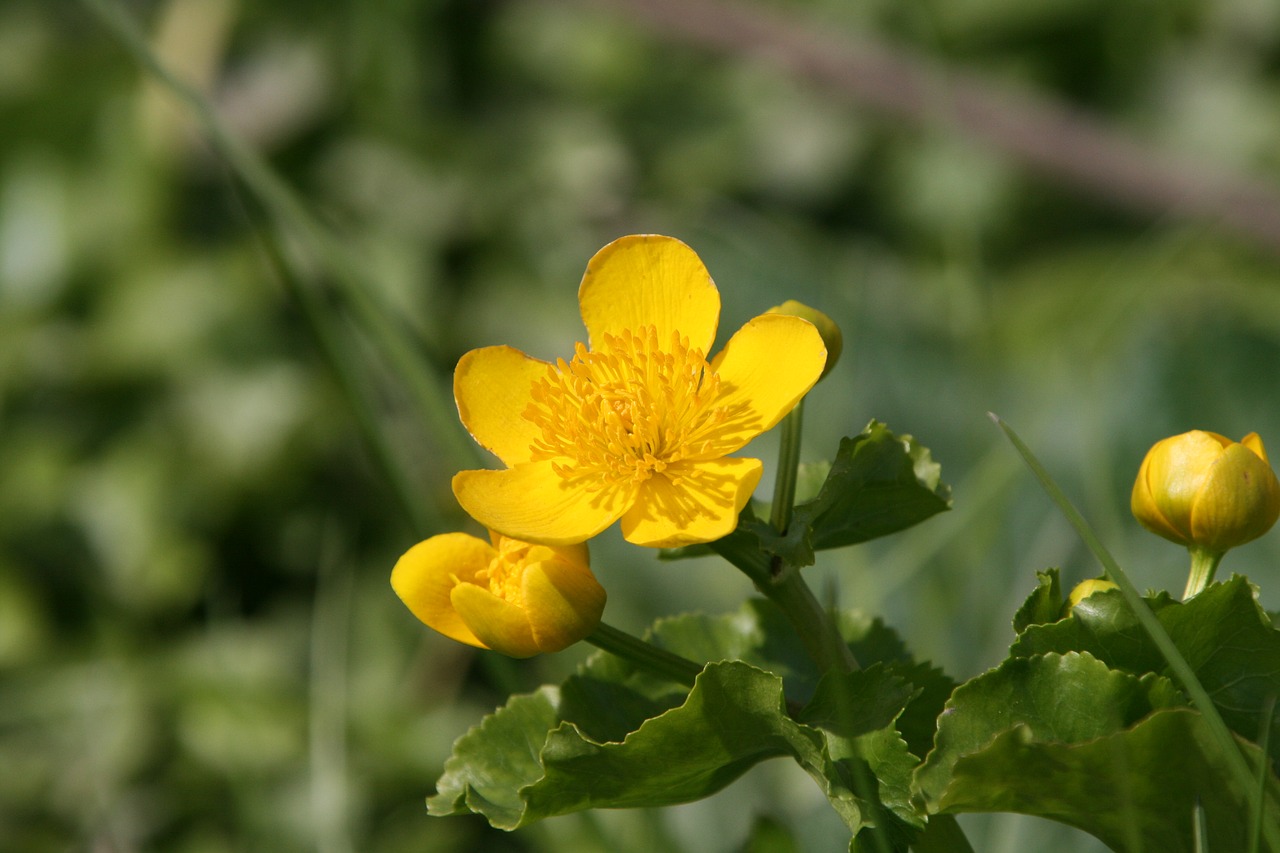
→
(523, 326, 732, 493)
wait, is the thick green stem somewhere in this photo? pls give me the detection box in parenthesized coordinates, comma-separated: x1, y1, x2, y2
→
(768, 570, 860, 673)
(911, 815, 976, 853)
(584, 622, 703, 687)
(770, 401, 805, 534)
(710, 537, 859, 673)
(1184, 547, 1224, 599)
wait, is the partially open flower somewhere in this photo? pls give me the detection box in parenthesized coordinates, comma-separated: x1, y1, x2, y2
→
(391, 531, 605, 658)
(1131, 430, 1280, 555)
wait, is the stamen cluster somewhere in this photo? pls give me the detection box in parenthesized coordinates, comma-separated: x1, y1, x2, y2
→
(524, 326, 730, 492)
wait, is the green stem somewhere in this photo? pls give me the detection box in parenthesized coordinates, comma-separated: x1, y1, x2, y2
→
(770, 401, 805, 534)
(710, 537, 859, 673)
(1184, 547, 1224, 599)
(584, 623, 703, 687)
(911, 814, 976, 853)
(768, 570, 860, 674)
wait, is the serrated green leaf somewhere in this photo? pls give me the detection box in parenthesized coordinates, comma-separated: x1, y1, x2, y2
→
(430, 600, 944, 836)
(800, 666, 927, 847)
(1012, 575, 1280, 766)
(427, 686, 561, 826)
(934, 708, 1280, 853)
(881, 660, 956, 761)
(1011, 568, 1063, 633)
(794, 421, 951, 552)
(915, 651, 1182, 809)
(526, 662, 826, 820)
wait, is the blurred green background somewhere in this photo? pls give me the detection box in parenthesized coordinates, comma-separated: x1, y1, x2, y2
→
(5, 0, 1280, 850)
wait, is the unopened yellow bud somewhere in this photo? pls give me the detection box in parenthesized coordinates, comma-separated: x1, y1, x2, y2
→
(1065, 578, 1118, 613)
(1131, 430, 1280, 555)
(767, 300, 843, 379)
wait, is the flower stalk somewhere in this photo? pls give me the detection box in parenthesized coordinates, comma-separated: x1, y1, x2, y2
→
(1183, 547, 1224, 599)
(770, 401, 805, 538)
(584, 623, 703, 687)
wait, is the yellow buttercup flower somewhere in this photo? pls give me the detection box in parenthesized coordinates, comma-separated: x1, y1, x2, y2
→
(391, 531, 605, 658)
(1131, 430, 1280, 554)
(451, 235, 828, 548)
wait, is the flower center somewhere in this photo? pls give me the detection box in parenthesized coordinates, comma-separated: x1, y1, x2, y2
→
(474, 539, 552, 604)
(523, 325, 730, 492)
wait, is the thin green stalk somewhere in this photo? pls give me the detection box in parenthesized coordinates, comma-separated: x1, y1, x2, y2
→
(992, 414, 1280, 853)
(770, 401, 805, 534)
(1184, 547, 1224, 599)
(584, 623, 703, 687)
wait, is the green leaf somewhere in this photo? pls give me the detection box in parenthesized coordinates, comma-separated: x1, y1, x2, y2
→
(800, 666, 927, 850)
(909, 649, 1280, 850)
(712, 423, 952, 572)
(1012, 575, 1280, 765)
(427, 687, 562, 827)
(527, 663, 824, 818)
(792, 421, 951, 553)
(1011, 568, 1063, 633)
(881, 660, 956, 762)
(915, 651, 1183, 810)
(932, 708, 1280, 853)
(430, 600, 944, 837)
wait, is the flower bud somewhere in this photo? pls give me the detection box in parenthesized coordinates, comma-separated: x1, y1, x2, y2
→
(391, 530, 605, 658)
(1064, 578, 1118, 614)
(767, 300, 843, 379)
(1131, 430, 1280, 555)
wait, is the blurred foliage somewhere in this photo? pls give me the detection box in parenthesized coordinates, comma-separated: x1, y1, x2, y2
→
(4, 0, 1280, 850)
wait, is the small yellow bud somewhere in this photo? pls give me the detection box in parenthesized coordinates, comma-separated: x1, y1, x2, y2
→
(1065, 578, 1118, 613)
(767, 300, 843, 379)
(1131, 430, 1280, 555)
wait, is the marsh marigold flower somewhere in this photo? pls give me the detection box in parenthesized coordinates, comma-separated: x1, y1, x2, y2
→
(451, 234, 828, 548)
(1131, 430, 1280, 554)
(391, 531, 605, 658)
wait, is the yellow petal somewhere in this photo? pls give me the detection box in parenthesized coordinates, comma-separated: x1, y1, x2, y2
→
(522, 558, 607, 652)
(454, 345, 550, 466)
(619, 457, 763, 548)
(452, 462, 634, 545)
(578, 235, 721, 354)
(450, 583, 540, 658)
(1242, 432, 1269, 463)
(1131, 450, 1187, 544)
(390, 533, 494, 648)
(1145, 431, 1224, 540)
(705, 314, 826, 453)
(1190, 443, 1280, 551)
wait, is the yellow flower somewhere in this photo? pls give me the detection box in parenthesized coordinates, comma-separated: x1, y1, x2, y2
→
(391, 531, 605, 658)
(451, 234, 828, 548)
(1131, 430, 1280, 554)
